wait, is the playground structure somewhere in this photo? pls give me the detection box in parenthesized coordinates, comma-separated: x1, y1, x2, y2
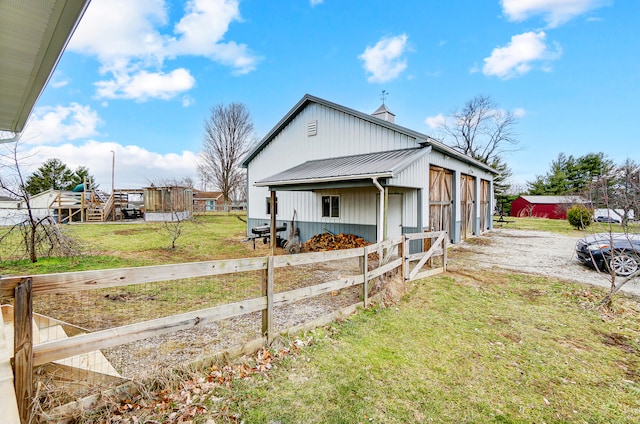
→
(55, 184, 145, 223)
(1, 185, 194, 227)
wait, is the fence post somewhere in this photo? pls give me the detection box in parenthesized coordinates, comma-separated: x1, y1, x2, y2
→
(361, 247, 369, 307)
(262, 256, 274, 343)
(399, 236, 406, 282)
(443, 236, 448, 272)
(14, 277, 33, 424)
(403, 236, 410, 281)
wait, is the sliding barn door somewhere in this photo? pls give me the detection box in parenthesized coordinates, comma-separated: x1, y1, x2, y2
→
(480, 179, 490, 232)
(429, 166, 452, 236)
(460, 174, 475, 240)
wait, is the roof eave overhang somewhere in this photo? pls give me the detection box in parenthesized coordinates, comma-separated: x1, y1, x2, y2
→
(0, 0, 91, 134)
(255, 172, 392, 190)
(420, 138, 498, 175)
(242, 94, 430, 167)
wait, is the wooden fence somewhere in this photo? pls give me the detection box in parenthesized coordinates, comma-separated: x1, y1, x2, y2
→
(0, 231, 447, 423)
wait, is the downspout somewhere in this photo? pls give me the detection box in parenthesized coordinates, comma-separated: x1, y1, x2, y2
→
(372, 177, 384, 243)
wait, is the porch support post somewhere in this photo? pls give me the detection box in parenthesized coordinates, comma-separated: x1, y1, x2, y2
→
(372, 178, 385, 243)
(269, 190, 277, 256)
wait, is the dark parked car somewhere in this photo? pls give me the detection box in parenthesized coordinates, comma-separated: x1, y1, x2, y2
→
(595, 215, 621, 223)
(576, 233, 640, 276)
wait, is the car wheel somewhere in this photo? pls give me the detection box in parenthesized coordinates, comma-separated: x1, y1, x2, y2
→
(609, 252, 640, 277)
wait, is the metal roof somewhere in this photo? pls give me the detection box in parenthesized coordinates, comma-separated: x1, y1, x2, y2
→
(242, 94, 498, 175)
(0, 0, 90, 134)
(255, 147, 430, 187)
(519, 195, 589, 204)
(372, 103, 395, 117)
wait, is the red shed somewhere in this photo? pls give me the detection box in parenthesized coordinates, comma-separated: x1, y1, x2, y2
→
(511, 195, 588, 220)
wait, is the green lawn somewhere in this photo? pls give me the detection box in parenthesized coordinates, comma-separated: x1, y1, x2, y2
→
(0, 212, 257, 275)
(3, 214, 640, 422)
(493, 216, 640, 236)
(214, 273, 640, 423)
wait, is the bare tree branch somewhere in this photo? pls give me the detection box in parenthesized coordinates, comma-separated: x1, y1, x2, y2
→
(1, 140, 81, 262)
(436, 94, 520, 195)
(198, 103, 255, 207)
(441, 95, 519, 163)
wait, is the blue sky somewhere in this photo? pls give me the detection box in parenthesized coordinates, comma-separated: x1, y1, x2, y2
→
(11, 0, 639, 191)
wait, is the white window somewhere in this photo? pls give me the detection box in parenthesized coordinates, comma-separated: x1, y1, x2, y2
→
(322, 195, 340, 218)
(266, 196, 278, 215)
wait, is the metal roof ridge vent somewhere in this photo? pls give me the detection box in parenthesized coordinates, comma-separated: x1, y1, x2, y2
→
(371, 103, 395, 123)
(307, 120, 317, 136)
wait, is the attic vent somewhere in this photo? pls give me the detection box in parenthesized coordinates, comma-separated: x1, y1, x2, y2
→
(307, 120, 317, 136)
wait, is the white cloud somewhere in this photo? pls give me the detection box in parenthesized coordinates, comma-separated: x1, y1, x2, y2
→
(424, 107, 526, 133)
(68, 0, 259, 101)
(310, 0, 323, 6)
(22, 104, 102, 145)
(424, 113, 447, 129)
(501, 0, 610, 27)
(482, 31, 562, 79)
(359, 34, 409, 83)
(51, 80, 69, 89)
(95, 68, 196, 101)
(182, 96, 195, 107)
(19, 141, 198, 189)
(169, 0, 260, 74)
(69, 0, 168, 62)
(513, 107, 527, 118)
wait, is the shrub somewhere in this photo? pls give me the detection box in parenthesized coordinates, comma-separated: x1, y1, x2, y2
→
(567, 205, 593, 230)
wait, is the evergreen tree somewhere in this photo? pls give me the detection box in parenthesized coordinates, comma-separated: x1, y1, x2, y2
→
(527, 152, 613, 195)
(25, 159, 96, 195)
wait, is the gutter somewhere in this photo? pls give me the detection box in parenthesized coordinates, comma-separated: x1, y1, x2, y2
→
(255, 172, 392, 187)
(0, 132, 20, 144)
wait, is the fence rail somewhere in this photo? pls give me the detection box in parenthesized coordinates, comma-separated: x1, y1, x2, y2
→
(0, 231, 447, 423)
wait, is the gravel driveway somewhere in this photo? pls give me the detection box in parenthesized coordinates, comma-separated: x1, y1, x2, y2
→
(449, 228, 640, 297)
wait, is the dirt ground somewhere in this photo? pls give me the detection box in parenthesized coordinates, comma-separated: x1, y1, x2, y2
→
(448, 227, 640, 297)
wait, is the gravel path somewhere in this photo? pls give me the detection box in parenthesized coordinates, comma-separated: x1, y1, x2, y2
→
(449, 228, 640, 297)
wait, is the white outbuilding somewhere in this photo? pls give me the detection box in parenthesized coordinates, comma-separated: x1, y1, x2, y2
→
(242, 94, 497, 250)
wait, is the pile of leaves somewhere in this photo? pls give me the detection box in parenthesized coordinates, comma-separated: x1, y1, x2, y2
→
(303, 232, 371, 251)
(105, 338, 313, 423)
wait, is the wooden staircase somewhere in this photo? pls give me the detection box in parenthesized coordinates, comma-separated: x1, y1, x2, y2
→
(85, 191, 115, 222)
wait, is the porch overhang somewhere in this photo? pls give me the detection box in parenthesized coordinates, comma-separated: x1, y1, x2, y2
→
(253, 146, 431, 191)
(255, 173, 391, 191)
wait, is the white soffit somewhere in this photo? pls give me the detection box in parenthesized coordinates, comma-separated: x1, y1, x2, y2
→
(0, 0, 90, 133)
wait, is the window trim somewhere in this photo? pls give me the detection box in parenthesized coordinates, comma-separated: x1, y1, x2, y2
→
(266, 196, 278, 216)
(321, 194, 340, 218)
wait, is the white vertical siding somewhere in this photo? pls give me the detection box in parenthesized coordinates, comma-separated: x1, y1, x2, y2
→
(246, 99, 495, 244)
(388, 188, 418, 228)
(314, 188, 378, 225)
(247, 102, 420, 223)
(389, 155, 429, 188)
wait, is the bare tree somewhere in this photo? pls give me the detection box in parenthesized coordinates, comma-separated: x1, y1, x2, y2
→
(438, 95, 520, 194)
(148, 178, 195, 250)
(0, 140, 79, 262)
(198, 103, 255, 210)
